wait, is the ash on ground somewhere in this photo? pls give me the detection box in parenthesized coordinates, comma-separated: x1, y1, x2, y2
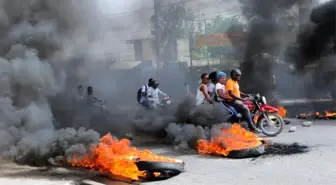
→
(263, 142, 309, 156)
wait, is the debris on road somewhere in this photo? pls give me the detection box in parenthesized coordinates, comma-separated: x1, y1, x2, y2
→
(288, 126, 297, 132)
(297, 111, 336, 119)
(264, 142, 309, 156)
(301, 121, 313, 127)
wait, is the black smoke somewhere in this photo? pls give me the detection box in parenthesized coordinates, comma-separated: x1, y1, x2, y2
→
(0, 0, 234, 167)
(0, 0, 142, 166)
(228, 0, 306, 103)
(287, 0, 336, 98)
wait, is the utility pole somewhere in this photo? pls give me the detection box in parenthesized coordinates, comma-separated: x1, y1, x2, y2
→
(153, 0, 161, 67)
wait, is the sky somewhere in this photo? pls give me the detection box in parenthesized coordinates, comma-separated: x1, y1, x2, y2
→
(318, 0, 332, 3)
(96, 0, 152, 15)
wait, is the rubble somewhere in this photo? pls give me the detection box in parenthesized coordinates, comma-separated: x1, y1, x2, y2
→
(301, 121, 313, 127)
(288, 126, 297, 132)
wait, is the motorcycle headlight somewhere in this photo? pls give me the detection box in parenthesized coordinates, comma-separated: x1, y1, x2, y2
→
(166, 100, 172, 105)
(261, 96, 267, 104)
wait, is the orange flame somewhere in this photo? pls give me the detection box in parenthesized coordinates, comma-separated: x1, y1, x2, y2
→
(325, 111, 336, 117)
(277, 106, 287, 118)
(196, 124, 264, 156)
(298, 110, 336, 119)
(69, 134, 181, 181)
(253, 106, 287, 123)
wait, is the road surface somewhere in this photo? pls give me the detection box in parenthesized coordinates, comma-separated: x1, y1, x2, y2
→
(0, 119, 335, 185)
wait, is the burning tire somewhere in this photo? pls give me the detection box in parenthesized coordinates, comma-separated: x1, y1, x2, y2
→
(257, 113, 284, 137)
(136, 161, 185, 181)
(226, 145, 265, 159)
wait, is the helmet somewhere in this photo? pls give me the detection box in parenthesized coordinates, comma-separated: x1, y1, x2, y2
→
(148, 78, 154, 83)
(216, 71, 227, 79)
(230, 69, 242, 77)
(148, 78, 155, 86)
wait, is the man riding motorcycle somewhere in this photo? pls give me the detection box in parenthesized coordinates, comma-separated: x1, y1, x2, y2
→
(147, 80, 168, 109)
(224, 69, 261, 133)
(137, 78, 155, 109)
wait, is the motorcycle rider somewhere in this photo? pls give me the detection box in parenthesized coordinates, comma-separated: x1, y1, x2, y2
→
(196, 73, 213, 105)
(138, 78, 155, 108)
(225, 69, 261, 133)
(147, 80, 168, 109)
(208, 71, 217, 97)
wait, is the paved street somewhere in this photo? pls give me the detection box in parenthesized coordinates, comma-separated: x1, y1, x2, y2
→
(0, 119, 336, 185)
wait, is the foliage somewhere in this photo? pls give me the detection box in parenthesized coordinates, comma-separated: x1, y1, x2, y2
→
(150, 2, 194, 40)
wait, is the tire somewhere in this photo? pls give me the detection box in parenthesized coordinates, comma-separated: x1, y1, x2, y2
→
(135, 161, 185, 173)
(226, 145, 265, 159)
(257, 112, 284, 137)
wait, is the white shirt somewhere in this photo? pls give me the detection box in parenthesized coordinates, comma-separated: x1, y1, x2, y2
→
(215, 83, 225, 101)
(195, 84, 206, 106)
(208, 83, 215, 95)
(140, 84, 149, 103)
(147, 87, 167, 106)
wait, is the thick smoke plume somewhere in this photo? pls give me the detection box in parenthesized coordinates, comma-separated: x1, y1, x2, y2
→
(228, 0, 308, 103)
(0, 0, 142, 166)
(0, 0, 230, 167)
(288, 0, 336, 98)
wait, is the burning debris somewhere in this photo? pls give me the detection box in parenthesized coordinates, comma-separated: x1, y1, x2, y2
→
(197, 124, 265, 158)
(196, 123, 310, 159)
(69, 134, 184, 182)
(297, 111, 336, 119)
(263, 142, 309, 156)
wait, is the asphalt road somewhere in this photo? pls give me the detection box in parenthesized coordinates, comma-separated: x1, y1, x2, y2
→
(0, 119, 335, 185)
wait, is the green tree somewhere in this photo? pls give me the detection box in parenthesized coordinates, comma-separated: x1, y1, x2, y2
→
(150, 1, 194, 63)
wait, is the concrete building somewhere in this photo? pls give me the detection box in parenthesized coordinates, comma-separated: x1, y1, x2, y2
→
(107, 0, 241, 68)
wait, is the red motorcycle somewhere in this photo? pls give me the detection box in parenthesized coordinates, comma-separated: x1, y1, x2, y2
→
(227, 93, 284, 137)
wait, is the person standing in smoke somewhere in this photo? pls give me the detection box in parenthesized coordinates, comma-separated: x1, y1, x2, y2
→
(195, 73, 213, 105)
(75, 85, 85, 101)
(86, 86, 106, 110)
(225, 69, 261, 133)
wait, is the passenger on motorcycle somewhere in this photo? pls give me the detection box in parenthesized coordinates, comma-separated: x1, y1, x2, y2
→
(138, 78, 155, 108)
(147, 80, 168, 109)
(214, 71, 227, 102)
(208, 71, 217, 97)
(225, 69, 261, 133)
(196, 73, 213, 105)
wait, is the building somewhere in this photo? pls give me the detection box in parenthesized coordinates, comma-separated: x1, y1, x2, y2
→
(109, 0, 241, 68)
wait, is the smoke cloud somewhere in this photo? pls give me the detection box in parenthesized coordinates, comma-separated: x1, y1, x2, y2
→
(0, 0, 229, 167)
(0, 0, 148, 166)
(227, 0, 308, 104)
(288, 0, 336, 98)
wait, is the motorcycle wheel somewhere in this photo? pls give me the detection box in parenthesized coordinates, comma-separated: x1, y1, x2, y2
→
(257, 112, 284, 137)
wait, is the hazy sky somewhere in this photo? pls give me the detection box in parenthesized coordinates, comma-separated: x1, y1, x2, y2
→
(97, 0, 150, 15)
(318, 0, 332, 3)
